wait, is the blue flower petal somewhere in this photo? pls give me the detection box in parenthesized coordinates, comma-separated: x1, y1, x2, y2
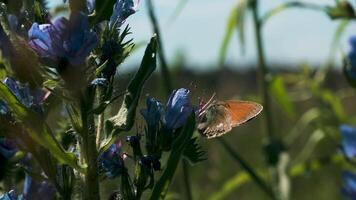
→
(342, 172, 356, 200)
(163, 88, 193, 131)
(0, 190, 23, 200)
(28, 12, 98, 66)
(347, 36, 356, 80)
(109, 0, 137, 29)
(3, 78, 33, 108)
(140, 97, 163, 130)
(340, 125, 356, 159)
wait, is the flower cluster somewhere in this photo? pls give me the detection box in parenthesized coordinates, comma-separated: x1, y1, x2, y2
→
(142, 88, 194, 133)
(0, 0, 141, 198)
(28, 12, 98, 68)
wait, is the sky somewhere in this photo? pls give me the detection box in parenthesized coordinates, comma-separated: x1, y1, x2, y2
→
(51, 0, 356, 70)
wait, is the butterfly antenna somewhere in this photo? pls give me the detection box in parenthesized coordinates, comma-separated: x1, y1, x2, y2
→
(198, 93, 216, 117)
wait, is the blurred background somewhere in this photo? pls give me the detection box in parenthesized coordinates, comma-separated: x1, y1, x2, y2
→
(50, 0, 356, 199)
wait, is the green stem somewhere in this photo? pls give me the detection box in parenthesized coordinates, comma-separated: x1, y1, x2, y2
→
(218, 138, 276, 200)
(80, 96, 100, 200)
(146, 0, 173, 94)
(251, 0, 274, 139)
(146, 2, 193, 199)
(251, 1, 287, 199)
(150, 116, 196, 200)
(182, 160, 193, 200)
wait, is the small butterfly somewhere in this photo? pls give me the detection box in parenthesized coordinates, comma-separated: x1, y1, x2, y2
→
(197, 95, 263, 139)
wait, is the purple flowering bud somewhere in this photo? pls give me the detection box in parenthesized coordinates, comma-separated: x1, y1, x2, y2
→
(23, 175, 56, 200)
(340, 125, 356, 160)
(109, 0, 138, 29)
(0, 139, 17, 159)
(163, 88, 194, 131)
(140, 97, 163, 131)
(126, 135, 140, 145)
(99, 141, 125, 178)
(140, 155, 160, 171)
(28, 12, 98, 67)
(342, 172, 356, 200)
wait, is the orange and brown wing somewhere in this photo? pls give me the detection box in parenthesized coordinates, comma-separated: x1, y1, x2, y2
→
(224, 100, 263, 127)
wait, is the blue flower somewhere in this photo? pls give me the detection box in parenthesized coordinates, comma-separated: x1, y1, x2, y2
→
(163, 88, 194, 131)
(3, 78, 33, 108)
(342, 172, 356, 200)
(1, 78, 46, 114)
(99, 141, 125, 178)
(340, 125, 356, 159)
(140, 97, 163, 132)
(109, 0, 137, 29)
(23, 175, 56, 200)
(28, 12, 98, 66)
(0, 190, 23, 200)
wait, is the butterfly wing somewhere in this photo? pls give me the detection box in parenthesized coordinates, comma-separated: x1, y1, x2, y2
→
(198, 101, 233, 139)
(225, 100, 263, 127)
(198, 100, 263, 139)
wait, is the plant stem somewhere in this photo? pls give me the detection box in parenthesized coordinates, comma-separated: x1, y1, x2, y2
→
(96, 112, 104, 148)
(146, 0, 173, 94)
(250, 0, 274, 138)
(251, 1, 288, 199)
(146, 2, 194, 199)
(218, 138, 276, 200)
(80, 96, 100, 200)
(150, 116, 195, 200)
(182, 160, 193, 200)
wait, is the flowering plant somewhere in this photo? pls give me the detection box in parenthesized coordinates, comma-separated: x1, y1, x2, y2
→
(0, 1, 205, 199)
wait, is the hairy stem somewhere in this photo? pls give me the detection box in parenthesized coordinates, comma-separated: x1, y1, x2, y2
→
(251, 0, 287, 199)
(182, 160, 193, 200)
(80, 95, 100, 200)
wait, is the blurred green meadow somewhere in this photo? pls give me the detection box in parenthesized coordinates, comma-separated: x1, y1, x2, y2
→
(112, 66, 354, 200)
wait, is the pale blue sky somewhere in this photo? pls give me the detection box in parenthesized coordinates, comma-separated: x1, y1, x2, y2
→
(51, 0, 356, 70)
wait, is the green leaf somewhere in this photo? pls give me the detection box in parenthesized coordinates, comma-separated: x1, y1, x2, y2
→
(218, 0, 248, 65)
(183, 137, 206, 165)
(89, 0, 116, 25)
(108, 35, 157, 133)
(261, 2, 326, 25)
(0, 82, 83, 172)
(269, 75, 296, 118)
(149, 114, 196, 200)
